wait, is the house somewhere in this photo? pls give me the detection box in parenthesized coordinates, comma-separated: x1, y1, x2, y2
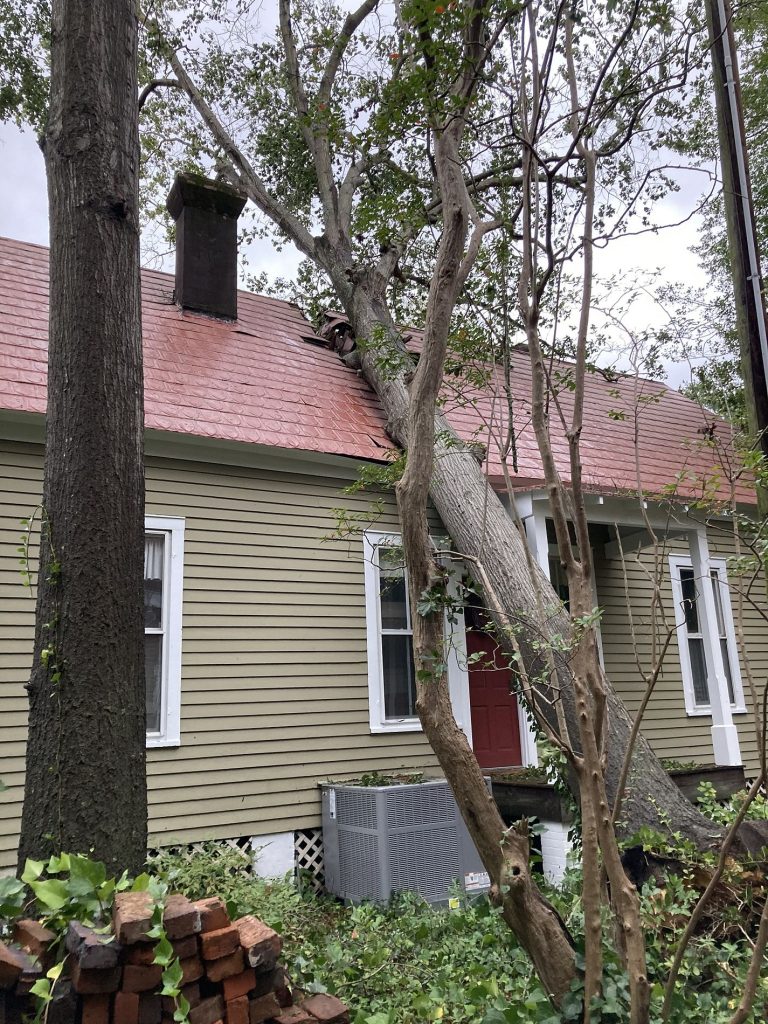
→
(1, 175, 765, 882)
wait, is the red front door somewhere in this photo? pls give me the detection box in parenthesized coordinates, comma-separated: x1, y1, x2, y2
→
(467, 629, 522, 769)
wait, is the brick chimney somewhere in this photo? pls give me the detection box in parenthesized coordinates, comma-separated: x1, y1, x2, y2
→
(166, 173, 247, 320)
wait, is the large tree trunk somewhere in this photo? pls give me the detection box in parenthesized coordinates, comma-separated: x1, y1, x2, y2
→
(18, 0, 146, 876)
(334, 285, 754, 854)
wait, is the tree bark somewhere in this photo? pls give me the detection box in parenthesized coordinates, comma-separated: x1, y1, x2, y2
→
(333, 286, 753, 855)
(18, 0, 146, 876)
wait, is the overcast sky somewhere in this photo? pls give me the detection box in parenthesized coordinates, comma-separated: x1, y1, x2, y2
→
(0, 120, 713, 390)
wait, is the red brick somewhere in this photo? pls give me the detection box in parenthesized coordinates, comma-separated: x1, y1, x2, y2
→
(200, 927, 240, 962)
(233, 918, 281, 971)
(179, 958, 204, 986)
(12, 920, 55, 962)
(46, 980, 78, 1024)
(171, 936, 198, 961)
(114, 992, 141, 1024)
(248, 993, 280, 1024)
(225, 996, 249, 1024)
(15, 959, 44, 996)
(163, 895, 200, 941)
(122, 964, 163, 993)
(81, 994, 111, 1024)
(300, 994, 349, 1024)
(70, 962, 122, 995)
(124, 944, 158, 967)
(113, 893, 154, 946)
(251, 970, 275, 999)
(206, 949, 245, 984)
(221, 970, 256, 1002)
(273, 968, 291, 1008)
(0, 943, 29, 990)
(273, 1010, 314, 1024)
(193, 898, 230, 934)
(139, 994, 162, 1024)
(66, 922, 121, 970)
(188, 994, 224, 1024)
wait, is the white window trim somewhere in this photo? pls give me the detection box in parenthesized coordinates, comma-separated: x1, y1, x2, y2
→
(669, 553, 746, 717)
(363, 531, 471, 738)
(145, 515, 185, 748)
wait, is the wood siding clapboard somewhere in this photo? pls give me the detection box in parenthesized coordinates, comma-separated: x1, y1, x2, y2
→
(0, 440, 441, 870)
(2, 438, 767, 871)
(594, 534, 764, 775)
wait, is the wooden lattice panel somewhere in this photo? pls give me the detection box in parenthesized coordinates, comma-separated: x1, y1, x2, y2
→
(149, 837, 254, 871)
(294, 828, 324, 892)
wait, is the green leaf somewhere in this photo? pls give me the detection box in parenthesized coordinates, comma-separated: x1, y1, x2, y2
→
(68, 855, 107, 897)
(30, 878, 70, 911)
(47, 962, 64, 981)
(132, 873, 152, 891)
(154, 935, 174, 967)
(21, 859, 45, 884)
(0, 875, 26, 919)
(47, 853, 71, 874)
(162, 958, 184, 990)
(173, 994, 191, 1023)
(29, 978, 52, 1002)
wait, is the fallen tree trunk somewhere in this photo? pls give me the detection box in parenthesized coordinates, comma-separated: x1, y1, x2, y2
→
(334, 286, 764, 855)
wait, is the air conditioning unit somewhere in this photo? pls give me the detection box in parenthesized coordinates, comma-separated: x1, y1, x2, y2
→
(320, 778, 491, 905)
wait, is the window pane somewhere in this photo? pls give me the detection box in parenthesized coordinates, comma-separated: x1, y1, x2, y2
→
(721, 638, 736, 704)
(379, 547, 408, 629)
(688, 637, 709, 705)
(145, 633, 163, 732)
(382, 634, 416, 718)
(548, 558, 570, 609)
(680, 568, 699, 633)
(144, 535, 164, 629)
(710, 570, 728, 637)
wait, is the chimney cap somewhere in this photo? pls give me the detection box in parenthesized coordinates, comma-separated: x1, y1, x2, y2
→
(166, 172, 247, 222)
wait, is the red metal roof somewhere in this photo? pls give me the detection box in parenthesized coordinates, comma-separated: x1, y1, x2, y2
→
(0, 236, 754, 505)
(438, 350, 753, 504)
(0, 237, 391, 462)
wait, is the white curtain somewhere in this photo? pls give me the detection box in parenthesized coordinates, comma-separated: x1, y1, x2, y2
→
(144, 535, 165, 580)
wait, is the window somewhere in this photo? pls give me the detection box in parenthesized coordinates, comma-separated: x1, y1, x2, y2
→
(363, 531, 471, 735)
(669, 555, 744, 716)
(144, 516, 185, 746)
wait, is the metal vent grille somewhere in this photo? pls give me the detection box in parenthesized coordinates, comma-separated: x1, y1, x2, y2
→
(386, 784, 455, 829)
(389, 826, 462, 902)
(321, 779, 489, 906)
(336, 788, 379, 829)
(338, 829, 384, 903)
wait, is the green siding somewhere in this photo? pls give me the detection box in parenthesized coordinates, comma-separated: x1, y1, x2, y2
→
(595, 529, 764, 774)
(0, 440, 439, 870)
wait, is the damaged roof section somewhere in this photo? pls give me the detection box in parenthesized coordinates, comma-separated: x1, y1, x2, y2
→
(0, 236, 753, 504)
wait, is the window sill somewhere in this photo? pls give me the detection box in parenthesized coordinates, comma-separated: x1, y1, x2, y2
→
(370, 719, 423, 735)
(685, 706, 747, 718)
(146, 735, 181, 749)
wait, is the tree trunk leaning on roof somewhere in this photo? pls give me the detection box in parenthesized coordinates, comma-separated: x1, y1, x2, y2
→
(159, 0, 768, 866)
(333, 289, 758, 856)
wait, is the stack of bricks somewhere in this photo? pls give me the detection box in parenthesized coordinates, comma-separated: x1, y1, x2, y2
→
(0, 893, 348, 1024)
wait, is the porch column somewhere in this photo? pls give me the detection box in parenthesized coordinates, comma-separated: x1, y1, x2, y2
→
(687, 529, 742, 766)
(523, 499, 551, 579)
(516, 498, 551, 769)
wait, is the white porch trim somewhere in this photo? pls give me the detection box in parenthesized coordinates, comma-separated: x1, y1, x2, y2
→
(680, 530, 742, 766)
